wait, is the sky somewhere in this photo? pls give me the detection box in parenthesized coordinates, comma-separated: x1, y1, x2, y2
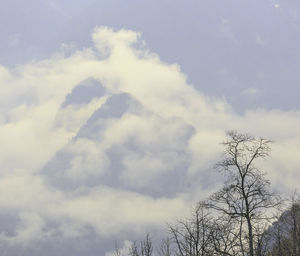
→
(0, 1, 300, 255)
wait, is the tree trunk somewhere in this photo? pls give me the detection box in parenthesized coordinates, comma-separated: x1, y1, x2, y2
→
(246, 216, 254, 256)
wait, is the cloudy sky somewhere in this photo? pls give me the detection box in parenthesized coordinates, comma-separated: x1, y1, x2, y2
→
(1, 0, 300, 255)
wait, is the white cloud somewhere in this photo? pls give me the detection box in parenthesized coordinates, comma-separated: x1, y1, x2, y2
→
(3, 212, 46, 244)
(64, 138, 109, 181)
(0, 26, 300, 250)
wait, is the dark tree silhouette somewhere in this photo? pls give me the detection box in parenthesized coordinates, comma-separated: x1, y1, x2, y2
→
(205, 131, 281, 256)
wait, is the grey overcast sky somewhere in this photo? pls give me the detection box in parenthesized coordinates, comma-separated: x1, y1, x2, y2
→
(1, 1, 300, 255)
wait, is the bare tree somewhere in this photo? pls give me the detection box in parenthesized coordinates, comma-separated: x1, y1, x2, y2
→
(271, 193, 300, 256)
(112, 234, 153, 256)
(210, 214, 243, 256)
(205, 131, 281, 256)
(290, 194, 300, 256)
(141, 234, 153, 256)
(110, 131, 288, 256)
(265, 194, 300, 256)
(128, 234, 153, 256)
(113, 242, 122, 256)
(129, 241, 140, 256)
(168, 203, 214, 256)
(157, 237, 174, 256)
